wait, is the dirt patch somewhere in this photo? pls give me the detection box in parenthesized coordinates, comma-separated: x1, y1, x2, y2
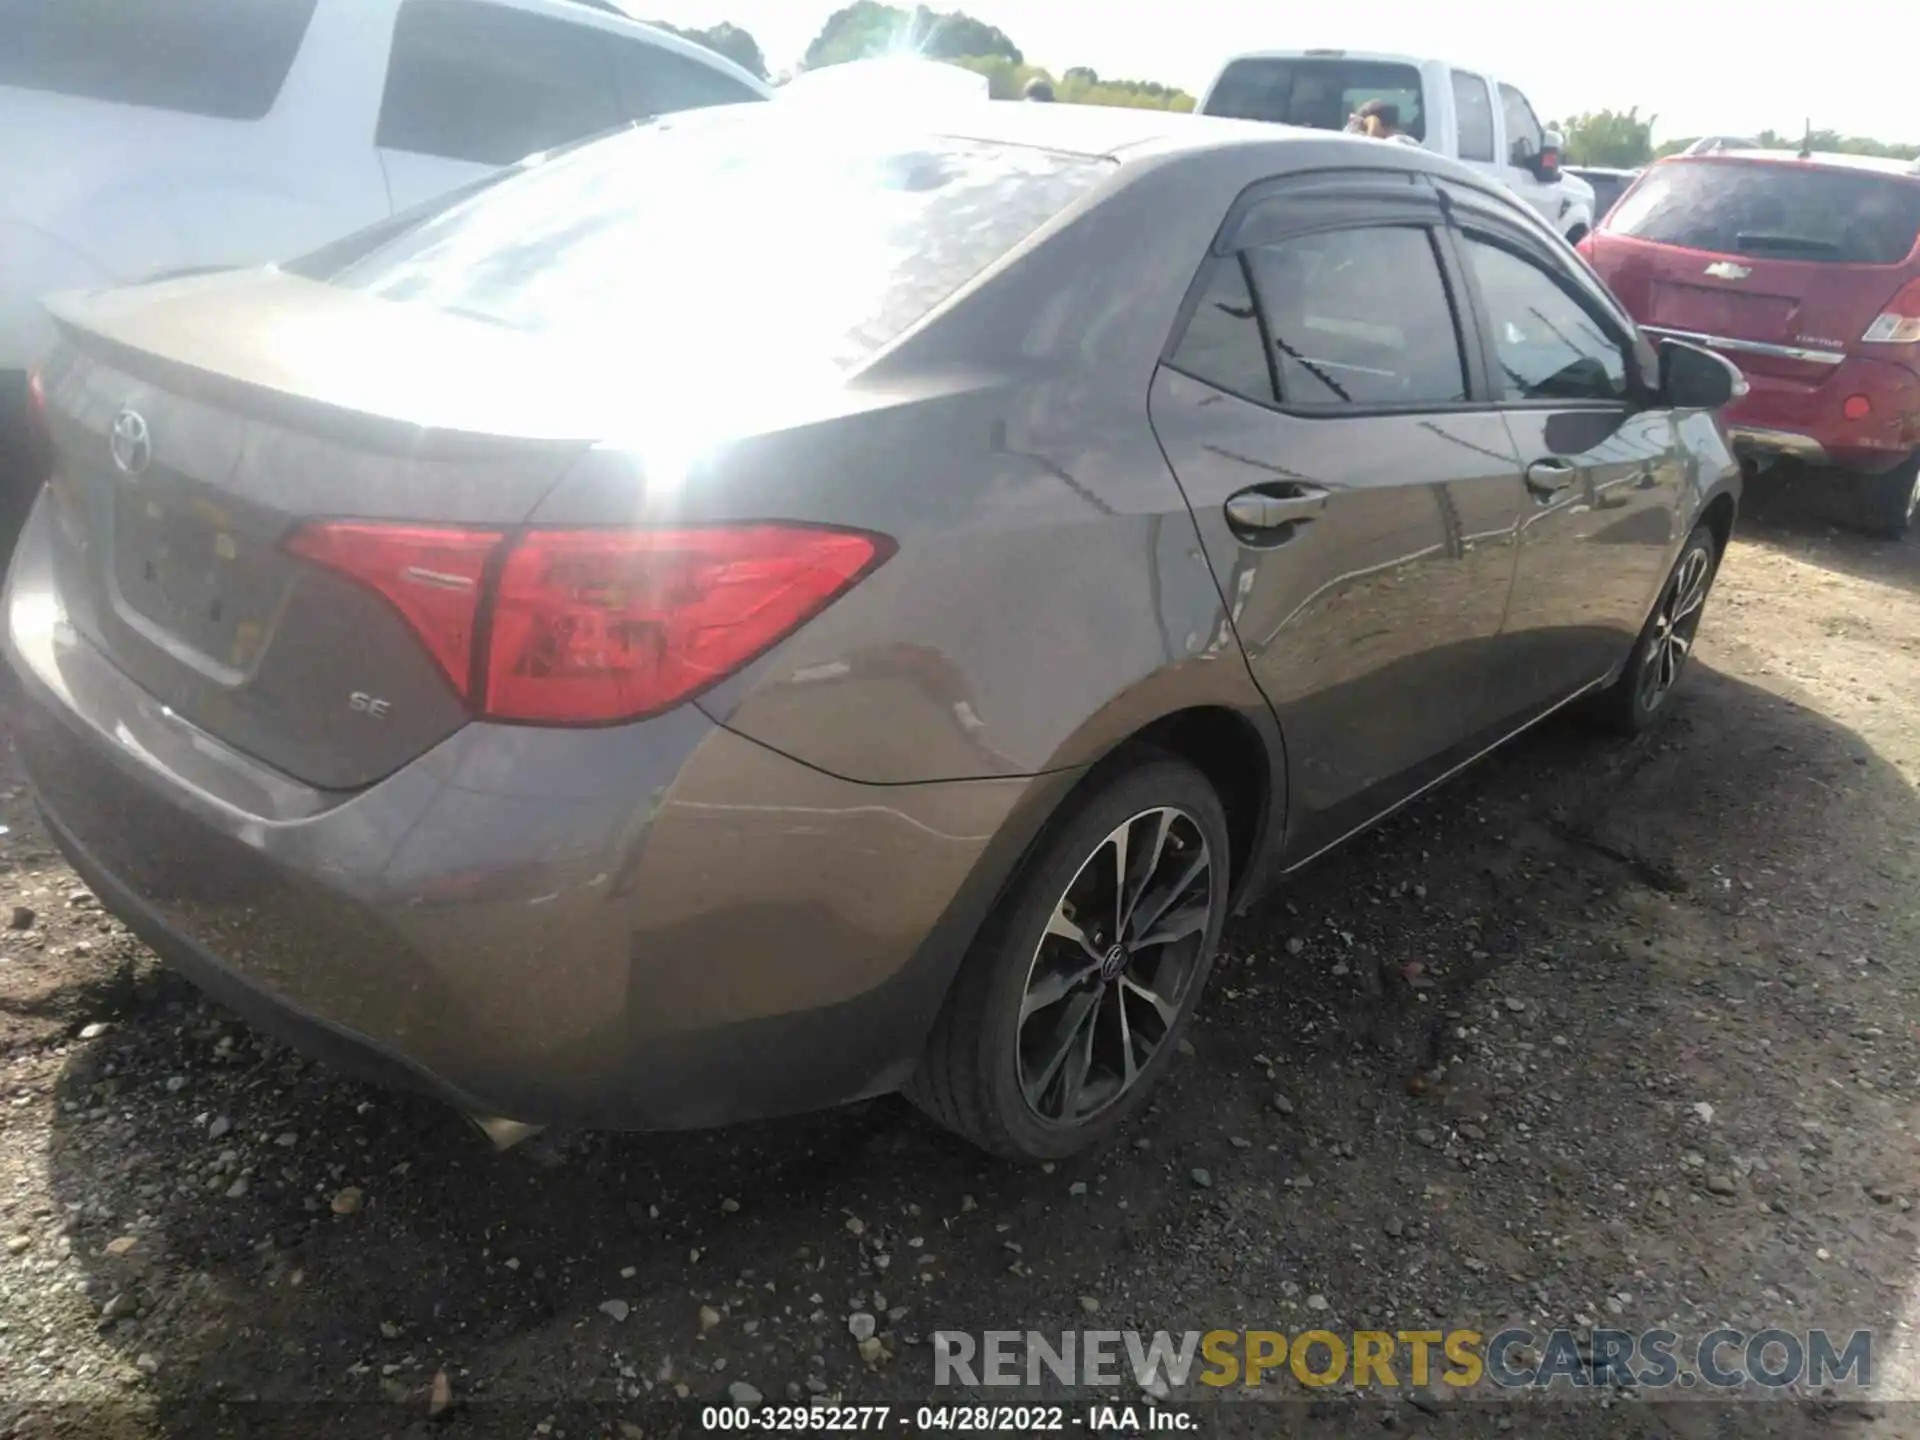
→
(3, 482, 1920, 1438)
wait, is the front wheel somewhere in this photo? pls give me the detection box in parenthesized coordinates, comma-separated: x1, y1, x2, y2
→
(1853, 454, 1920, 540)
(907, 755, 1230, 1160)
(1594, 522, 1720, 734)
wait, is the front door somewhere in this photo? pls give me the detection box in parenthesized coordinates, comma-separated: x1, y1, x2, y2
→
(1149, 186, 1526, 859)
(1449, 223, 1687, 713)
(1497, 82, 1560, 226)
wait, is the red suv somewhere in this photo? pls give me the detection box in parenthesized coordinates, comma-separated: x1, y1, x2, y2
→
(1580, 149, 1920, 536)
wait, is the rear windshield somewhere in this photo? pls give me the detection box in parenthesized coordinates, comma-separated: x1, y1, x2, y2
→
(291, 115, 1108, 384)
(1202, 58, 1425, 142)
(1605, 159, 1920, 265)
(0, 0, 318, 121)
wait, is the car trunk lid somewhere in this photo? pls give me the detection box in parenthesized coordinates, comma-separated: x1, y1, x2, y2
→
(34, 269, 599, 791)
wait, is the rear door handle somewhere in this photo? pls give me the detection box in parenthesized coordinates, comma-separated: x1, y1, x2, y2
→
(1225, 483, 1329, 541)
(1524, 458, 1579, 499)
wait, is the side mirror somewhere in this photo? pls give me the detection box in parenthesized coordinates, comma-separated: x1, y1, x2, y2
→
(1659, 339, 1747, 410)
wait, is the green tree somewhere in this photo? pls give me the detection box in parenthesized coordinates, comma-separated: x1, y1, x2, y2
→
(650, 19, 768, 80)
(802, 3, 1021, 69)
(1551, 107, 1657, 167)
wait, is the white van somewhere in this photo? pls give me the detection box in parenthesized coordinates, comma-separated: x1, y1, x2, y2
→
(1198, 51, 1596, 244)
(0, 0, 769, 447)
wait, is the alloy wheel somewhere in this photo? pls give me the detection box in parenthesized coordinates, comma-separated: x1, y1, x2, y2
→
(1638, 544, 1713, 714)
(1015, 807, 1216, 1126)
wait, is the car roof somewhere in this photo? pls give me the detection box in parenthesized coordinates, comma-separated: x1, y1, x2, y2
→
(1664, 149, 1920, 180)
(888, 98, 1400, 161)
(688, 97, 1538, 225)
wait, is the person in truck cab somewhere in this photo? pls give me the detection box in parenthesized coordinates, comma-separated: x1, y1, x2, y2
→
(1351, 99, 1421, 146)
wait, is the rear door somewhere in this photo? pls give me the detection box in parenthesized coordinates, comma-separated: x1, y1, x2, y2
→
(1450, 69, 1500, 179)
(607, 33, 765, 120)
(1445, 200, 1684, 712)
(1496, 82, 1560, 225)
(374, 0, 625, 210)
(1148, 174, 1526, 859)
(1594, 156, 1920, 380)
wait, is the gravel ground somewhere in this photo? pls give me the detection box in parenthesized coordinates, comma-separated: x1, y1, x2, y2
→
(2, 477, 1919, 1439)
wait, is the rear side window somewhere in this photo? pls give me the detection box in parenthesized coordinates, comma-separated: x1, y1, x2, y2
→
(0, 0, 318, 120)
(378, 0, 623, 165)
(1607, 159, 1920, 266)
(1498, 83, 1543, 161)
(300, 122, 1108, 382)
(1243, 226, 1467, 407)
(1169, 261, 1275, 404)
(612, 39, 762, 120)
(1451, 71, 1495, 163)
(1203, 58, 1425, 142)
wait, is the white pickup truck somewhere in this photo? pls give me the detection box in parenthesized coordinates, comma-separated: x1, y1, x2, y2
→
(1198, 50, 1597, 244)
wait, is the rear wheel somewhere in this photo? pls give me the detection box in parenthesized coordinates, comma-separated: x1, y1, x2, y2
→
(1594, 522, 1720, 734)
(1853, 454, 1920, 540)
(907, 755, 1230, 1160)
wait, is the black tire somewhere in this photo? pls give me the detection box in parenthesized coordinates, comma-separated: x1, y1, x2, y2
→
(906, 754, 1230, 1161)
(1853, 454, 1920, 540)
(1593, 522, 1720, 735)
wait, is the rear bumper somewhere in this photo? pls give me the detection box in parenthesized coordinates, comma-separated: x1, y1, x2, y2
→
(5, 497, 1059, 1129)
(1669, 340, 1920, 475)
(1725, 426, 1831, 466)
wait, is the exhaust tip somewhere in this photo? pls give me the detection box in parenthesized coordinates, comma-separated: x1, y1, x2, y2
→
(466, 1113, 545, 1152)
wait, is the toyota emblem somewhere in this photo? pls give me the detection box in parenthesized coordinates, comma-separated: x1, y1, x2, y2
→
(110, 409, 151, 478)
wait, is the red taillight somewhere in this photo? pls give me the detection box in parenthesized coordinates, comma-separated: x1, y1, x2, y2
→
(286, 521, 888, 725)
(484, 525, 886, 724)
(285, 523, 504, 697)
(1862, 277, 1920, 344)
(1844, 394, 1873, 420)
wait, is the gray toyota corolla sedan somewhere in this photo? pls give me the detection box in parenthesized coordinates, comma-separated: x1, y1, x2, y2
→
(5, 101, 1742, 1160)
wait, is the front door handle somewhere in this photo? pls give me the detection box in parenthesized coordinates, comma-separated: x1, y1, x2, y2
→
(1225, 483, 1329, 541)
(1524, 458, 1579, 499)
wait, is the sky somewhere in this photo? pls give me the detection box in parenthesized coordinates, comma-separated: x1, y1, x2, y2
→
(652, 0, 1920, 146)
